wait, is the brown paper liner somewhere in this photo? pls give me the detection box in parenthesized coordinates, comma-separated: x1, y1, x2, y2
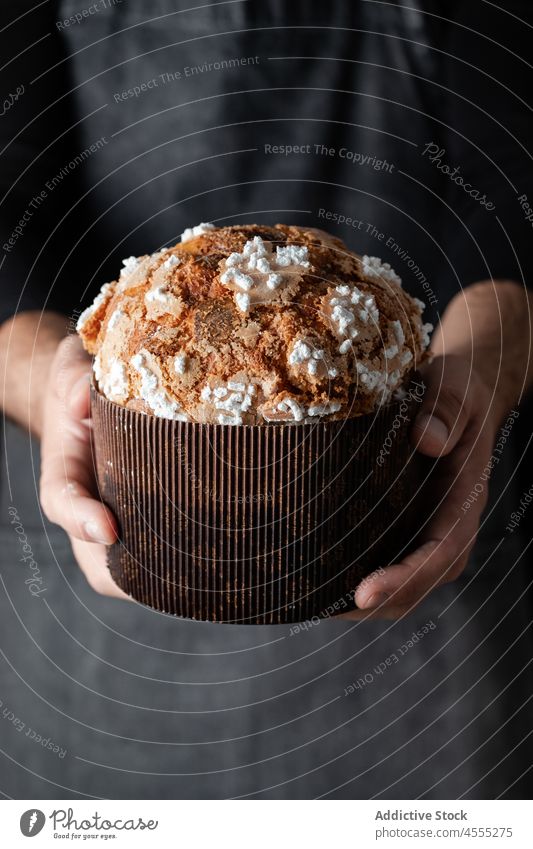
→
(91, 382, 422, 624)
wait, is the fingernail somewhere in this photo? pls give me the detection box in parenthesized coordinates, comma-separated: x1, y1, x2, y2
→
(84, 521, 114, 545)
(416, 414, 449, 444)
(359, 592, 388, 610)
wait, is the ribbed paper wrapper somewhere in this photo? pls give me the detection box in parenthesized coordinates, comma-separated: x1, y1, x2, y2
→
(91, 385, 421, 624)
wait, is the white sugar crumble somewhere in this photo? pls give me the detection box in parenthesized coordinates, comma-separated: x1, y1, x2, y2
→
(145, 284, 173, 305)
(107, 308, 124, 330)
(392, 319, 405, 347)
(101, 359, 129, 402)
(332, 304, 356, 335)
(120, 256, 140, 277)
(130, 351, 187, 420)
(219, 236, 310, 312)
(328, 284, 378, 340)
(355, 361, 400, 398)
(221, 267, 254, 290)
(235, 292, 250, 312)
(307, 401, 342, 417)
(266, 272, 282, 289)
(289, 339, 313, 365)
(180, 222, 215, 243)
(288, 339, 337, 379)
(145, 279, 182, 312)
(174, 352, 187, 375)
(362, 255, 402, 286)
(243, 236, 268, 262)
(356, 361, 388, 394)
(92, 352, 103, 382)
(163, 254, 181, 270)
(284, 397, 304, 421)
(201, 378, 256, 425)
(421, 322, 433, 348)
(275, 244, 310, 268)
(262, 395, 305, 423)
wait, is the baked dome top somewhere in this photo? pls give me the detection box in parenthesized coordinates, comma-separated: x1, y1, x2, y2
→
(78, 223, 431, 423)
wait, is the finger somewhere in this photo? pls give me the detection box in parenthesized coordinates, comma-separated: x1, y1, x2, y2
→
(412, 356, 471, 457)
(336, 601, 415, 621)
(70, 537, 131, 600)
(354, 538, 460, 611)
(41, 466, 118, 544)
(69, 372, 91, 420)
(52, 335, 92, 408)
(41, 338, 118, 543)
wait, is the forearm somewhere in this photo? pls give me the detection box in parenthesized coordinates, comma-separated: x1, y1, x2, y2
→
(431, 280, 533, 424)
(0, 310, 68, 437)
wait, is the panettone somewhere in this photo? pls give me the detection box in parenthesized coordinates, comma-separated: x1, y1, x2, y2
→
(78, 223, 431, 424)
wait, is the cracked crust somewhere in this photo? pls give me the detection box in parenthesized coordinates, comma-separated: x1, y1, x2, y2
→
(78, 223, 431, 423)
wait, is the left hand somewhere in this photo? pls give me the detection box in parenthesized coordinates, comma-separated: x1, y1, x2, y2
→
(339, 353, 499, 620)
(40, 335, 127, 599)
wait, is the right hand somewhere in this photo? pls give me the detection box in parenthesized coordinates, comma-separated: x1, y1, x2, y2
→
(40, 335, 129, 599)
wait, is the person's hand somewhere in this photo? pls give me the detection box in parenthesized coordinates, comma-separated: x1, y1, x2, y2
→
(39, 335, 128, 599)
(339, 353, 499, 620)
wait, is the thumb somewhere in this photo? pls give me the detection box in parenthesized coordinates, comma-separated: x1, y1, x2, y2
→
(411, 355, 471, 457)
(51, 335, 92, 416)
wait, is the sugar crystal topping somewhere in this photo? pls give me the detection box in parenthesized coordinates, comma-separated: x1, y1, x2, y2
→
(288, 339, 337, 379)
(200, 378, 256, 425)
(131, 350, 187, 420)
(101, 359, 129, 402)
(120, 256, 140, 276)
(164, 254, 181, 270)
(93, 352, 129, 403)
(174, 352, 187, 375)
(180, 222, 215, 243)
(307, 401, 342, 417)
(327, 284, 379, 350)
(107, 308, 124, 330)
(421, 322, 433, 347)
(362, 255, 402, 286)
(392, 319, 405, 347)
(220, 236, 310, 313)
(145, 284, 173, 305)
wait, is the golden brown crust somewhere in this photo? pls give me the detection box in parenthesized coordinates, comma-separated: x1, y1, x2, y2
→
(78, 223, 432, 423)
